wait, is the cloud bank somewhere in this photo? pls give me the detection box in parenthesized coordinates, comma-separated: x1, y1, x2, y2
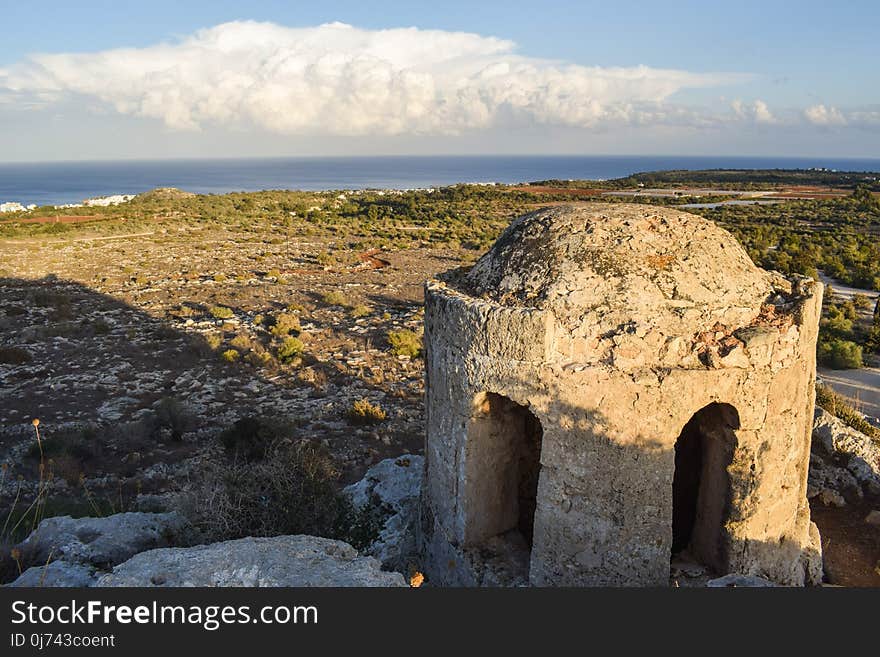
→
(804, 104, 847, 126)
(731, 99, 776, 124)
(0, 21, 743, 136)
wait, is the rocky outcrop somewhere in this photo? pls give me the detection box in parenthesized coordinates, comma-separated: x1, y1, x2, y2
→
(344, 455, 423, 572)
(706, 574, 778, 587)
(15, 512, 192, 570)
(8, 561, 98, 588)
(96, 535, 407, 587)
(809, 408, 880, 503)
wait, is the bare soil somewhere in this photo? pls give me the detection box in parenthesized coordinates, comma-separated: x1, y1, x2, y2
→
(811, 495, 880, 586)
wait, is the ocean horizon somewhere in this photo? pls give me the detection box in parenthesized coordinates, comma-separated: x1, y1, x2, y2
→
(2, 154, 879, 208)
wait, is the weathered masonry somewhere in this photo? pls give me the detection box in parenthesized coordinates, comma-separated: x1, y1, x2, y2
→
(420, 203, 823, 586)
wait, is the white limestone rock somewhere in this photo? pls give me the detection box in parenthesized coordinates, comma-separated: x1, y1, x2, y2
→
(344, 455, 423, 572)
(707, 574, 778, 587)
(96, 535, 407, 587)
(16, 512, 191, 569)
(7, 561, 97, 588)
(812, 408, 880, 495)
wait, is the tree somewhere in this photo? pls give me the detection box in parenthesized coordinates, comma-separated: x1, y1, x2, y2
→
(852, 185, 880, 212)
(818, 338, 863, 369)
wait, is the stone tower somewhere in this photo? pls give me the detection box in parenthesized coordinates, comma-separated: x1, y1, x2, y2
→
(421, 203, 823, 586)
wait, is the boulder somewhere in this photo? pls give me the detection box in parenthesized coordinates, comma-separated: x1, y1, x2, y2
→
(7, 561, 97, 588)
(706, 574, 778, 587)
(807, 453, 862, 502)
(96, 535, 407, 587)
(16, 512, 191, 569)
(344, 455, 423, 572)
(812, 408, 880, 495)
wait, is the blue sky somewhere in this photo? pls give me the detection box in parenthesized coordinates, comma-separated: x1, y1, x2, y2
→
(1, 0, 878, 160)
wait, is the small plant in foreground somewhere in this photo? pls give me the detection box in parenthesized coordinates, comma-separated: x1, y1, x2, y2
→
(218, 416, 294, 461)
(387, 329, 423, 358)
(177, 440, 380, 548)
(277, 337, 305, 364)
(269, 312, 300, 337)
(348, 399, 387, 425)
(320, 291, 348, 307)
(350, 304, 372, 318)
(209, 305, 235, 320)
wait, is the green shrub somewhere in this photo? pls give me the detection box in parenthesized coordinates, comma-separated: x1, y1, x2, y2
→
(818, 338, 863, 369)
(269, 312, 300, 337)
(152, 397, 196, 442)
(320, 291, 348, 306)
(230, 334, 254, 351)
(349, 304, 372, 318)
(209, 305, 235, 320)
(277, 337, 305, 363)
(179, 441, 377, 547)
(221, 348, 240, 363)
(387, 330, 422, 358)
(348, 399, 387, 425)
(26, 425, 98, 462)
(245, 350, 273, 368)
(218, 416, 294, 461)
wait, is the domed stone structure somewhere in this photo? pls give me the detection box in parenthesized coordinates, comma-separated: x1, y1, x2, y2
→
(420, 203, 823, 586)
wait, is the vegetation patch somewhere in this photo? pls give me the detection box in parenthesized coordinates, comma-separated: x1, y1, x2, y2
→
(320, 291, 349, 307)
(0, 346, 32, 365)
(816, 384, 880, 441)
(348, 399, 387, 425)
(179, 438, 380, 549)
(277, 337, 305, 364)
(387, 329, 423, 358)
(209, 305, 235, 320)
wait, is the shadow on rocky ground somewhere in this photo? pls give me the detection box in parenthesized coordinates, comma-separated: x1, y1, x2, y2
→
(0, 273, 428, 544)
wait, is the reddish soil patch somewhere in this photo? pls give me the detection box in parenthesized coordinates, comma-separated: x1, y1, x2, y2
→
(810, 495, 880, 586)
(358, 249, 392, 270)
(764, 185, 850, 200)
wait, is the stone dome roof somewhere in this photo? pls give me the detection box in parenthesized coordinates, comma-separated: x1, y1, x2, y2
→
(460, 203, 776, 335)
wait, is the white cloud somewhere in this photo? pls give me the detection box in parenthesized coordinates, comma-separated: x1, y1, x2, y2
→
(731, 98, 776, 123)
(804, 104, 847, 126)
(0, 21, 745, 136)
(848, 108, 880, 127)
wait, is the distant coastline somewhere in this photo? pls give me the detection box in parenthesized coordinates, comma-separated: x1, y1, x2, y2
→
(2, 154, 880, 208)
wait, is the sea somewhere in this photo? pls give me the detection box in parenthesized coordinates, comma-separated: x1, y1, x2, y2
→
(1, 155, 879, 208)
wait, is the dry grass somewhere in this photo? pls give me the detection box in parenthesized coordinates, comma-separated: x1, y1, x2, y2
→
(816, 384, 880, 441)
(348, 399, 387, 425)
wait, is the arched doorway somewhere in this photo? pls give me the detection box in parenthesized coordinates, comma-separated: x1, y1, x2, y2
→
(463, 393, 544, 555)
(672, 402, 739, 573)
